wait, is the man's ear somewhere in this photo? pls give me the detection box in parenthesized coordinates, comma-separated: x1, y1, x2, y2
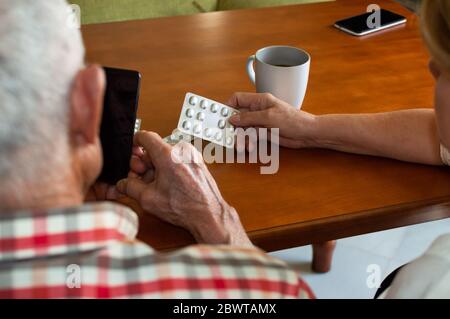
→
(70, 65, 105, 146)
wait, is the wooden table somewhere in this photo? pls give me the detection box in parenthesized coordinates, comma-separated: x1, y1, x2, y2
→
(83, 0, 450, 253)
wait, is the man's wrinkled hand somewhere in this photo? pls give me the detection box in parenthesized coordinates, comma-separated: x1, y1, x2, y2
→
(116, 131, 252, 247)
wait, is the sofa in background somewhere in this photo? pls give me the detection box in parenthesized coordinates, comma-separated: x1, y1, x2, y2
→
(219, 0, 332, 11)
(70, 0, 333, 24)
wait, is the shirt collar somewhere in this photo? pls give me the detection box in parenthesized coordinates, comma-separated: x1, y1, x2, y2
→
(0, 202, 139, 262)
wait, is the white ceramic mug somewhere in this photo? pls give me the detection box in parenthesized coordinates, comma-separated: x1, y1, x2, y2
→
(247, 46, 310, 109)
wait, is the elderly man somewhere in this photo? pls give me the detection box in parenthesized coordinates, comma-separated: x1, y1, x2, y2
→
(0, 0, 313, 298)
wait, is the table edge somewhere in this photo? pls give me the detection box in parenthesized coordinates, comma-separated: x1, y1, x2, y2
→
(249, 196, 450, 252)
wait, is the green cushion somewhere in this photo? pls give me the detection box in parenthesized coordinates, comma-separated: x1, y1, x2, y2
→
(218, 0, 333, 10)
(70, 0, 219, 24)
(394, 0, 421, 12)
(70, 0, 334, 25)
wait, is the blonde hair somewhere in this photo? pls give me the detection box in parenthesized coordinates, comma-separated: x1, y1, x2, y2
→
(421, 0, 450, 74)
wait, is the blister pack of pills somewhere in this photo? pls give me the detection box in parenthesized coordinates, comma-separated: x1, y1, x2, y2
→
(176, 93, 240, 148)
(163, 129, 194, 145)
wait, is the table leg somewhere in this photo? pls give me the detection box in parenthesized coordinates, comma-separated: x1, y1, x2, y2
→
(312, 241, 337, 273)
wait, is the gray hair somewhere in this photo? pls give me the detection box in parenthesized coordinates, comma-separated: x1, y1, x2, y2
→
(0, 0, 84, 187)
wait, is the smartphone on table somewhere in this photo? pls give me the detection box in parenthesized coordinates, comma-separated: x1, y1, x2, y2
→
(99, 67, 141, 184)
(334, 9, 407, 37)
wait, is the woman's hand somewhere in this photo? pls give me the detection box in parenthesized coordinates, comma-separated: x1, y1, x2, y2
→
(228, 92, 318, 149)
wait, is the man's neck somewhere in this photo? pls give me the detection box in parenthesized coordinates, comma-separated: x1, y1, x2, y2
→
(0, 174, 84, 212)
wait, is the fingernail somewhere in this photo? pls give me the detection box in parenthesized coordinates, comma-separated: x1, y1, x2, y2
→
(230, 114, 240, 123)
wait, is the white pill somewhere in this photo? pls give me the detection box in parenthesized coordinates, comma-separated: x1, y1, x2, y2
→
(221, 107, 230, 117)
(226, 136, 234, 145)
(193, 124, 202, 134)
(215, 131, 223, 141)
(170, 133, 178, 141)
(204, 128, 213, 138)
(197, 112, 206, 121)
(169, 134, 177, 142)
(185, 108, 194, 118)
(200, 100, 209, 109)
(218, 120, 226, 129)
(182, 121, 192, 130)
(189, 96, 198, 106)
(210, 104, 219, 113)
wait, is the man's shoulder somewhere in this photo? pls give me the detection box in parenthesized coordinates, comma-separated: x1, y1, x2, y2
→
(97, 242, 314, 299)
(0, 202, 139, 261)
(0, 203, 314, 299)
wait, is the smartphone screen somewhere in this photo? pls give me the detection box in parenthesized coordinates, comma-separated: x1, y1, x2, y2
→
(98, 67, 141, 184)
(335, 9, 407, 36)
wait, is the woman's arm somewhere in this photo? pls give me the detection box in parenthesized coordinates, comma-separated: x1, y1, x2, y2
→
(313, 109, 442, 165)
(228, 93, 443, 166)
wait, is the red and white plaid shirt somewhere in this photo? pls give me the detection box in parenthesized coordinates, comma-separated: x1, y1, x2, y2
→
(0, 202, 314, 299)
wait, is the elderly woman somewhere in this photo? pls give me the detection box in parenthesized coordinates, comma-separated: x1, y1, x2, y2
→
(229, 0, 450, 298)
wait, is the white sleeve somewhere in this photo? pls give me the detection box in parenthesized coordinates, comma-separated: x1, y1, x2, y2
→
(384, 234, 450, 299)
(441, 144, 450, 166)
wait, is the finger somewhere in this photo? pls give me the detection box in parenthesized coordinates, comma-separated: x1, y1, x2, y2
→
(105, 186, 122, 201)
(227, 92, 276, 111)
(172, 142, 205, 166)
(116, 178, 149, 201)
(128, 171, 140, 178)
(229, 110, 268, 127)
(143, 169, 156, 183)
(132, 145, 144, 157)
(133, 131, 170, 167)
(130, 155, 148, 175)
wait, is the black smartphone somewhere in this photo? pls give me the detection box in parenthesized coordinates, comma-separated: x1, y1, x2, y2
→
(334, 9, 407, 36)
(98, 67, 141, 184)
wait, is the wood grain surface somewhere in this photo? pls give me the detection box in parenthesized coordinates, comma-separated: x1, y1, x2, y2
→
(83, 0, 450, 251)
